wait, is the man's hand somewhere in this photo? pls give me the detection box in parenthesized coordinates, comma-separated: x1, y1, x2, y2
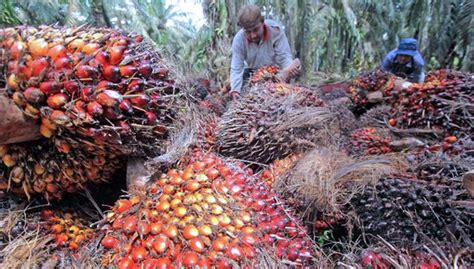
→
(280, 58, 301, 82)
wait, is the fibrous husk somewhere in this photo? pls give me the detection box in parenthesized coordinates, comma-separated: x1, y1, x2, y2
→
(347, 176, 473, 247)
(358, 105, 392, 129)
(215, 82, 350, 164)
(273, 147, 407, 220)
(145, 102, 218, 173)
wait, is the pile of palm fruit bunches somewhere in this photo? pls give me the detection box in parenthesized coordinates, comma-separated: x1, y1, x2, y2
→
(0, 25, 183, 200)
(1, 23, 473, 268)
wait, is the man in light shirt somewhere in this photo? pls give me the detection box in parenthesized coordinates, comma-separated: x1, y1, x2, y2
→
(229, 4, 301, 98)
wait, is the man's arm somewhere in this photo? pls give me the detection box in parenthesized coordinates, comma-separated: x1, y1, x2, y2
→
(381, 51, 394, 72)
(230, 33, 246, 94)
(410, 53, 425, 83)
(273, 28, 293, 69)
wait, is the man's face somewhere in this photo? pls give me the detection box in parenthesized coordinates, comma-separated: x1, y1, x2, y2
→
(395, 54, 412, 64)
(244, 22, 264, 43)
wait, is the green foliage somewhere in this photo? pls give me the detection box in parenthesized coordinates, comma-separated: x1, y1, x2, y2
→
(0, 0, 21, 27)
(2, 0, 471, 85)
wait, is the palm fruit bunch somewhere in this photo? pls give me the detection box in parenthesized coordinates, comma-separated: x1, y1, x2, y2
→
(215, 78, 327, 164)
(348, 128, 392, 155)
(0, 138, 123, 200)
(348, 176, 473, 246)
(0, 25, 183, 199)
(100, 152, 317, 268)
(405, 142, 472, 188)
(387, 70, 473, 136)
(39, 208, 95, 251)
(260, 152, 303, 187)
(354, 249, 443, 269)
(250, 65, 279, 84)
(347, 69, 395, 105)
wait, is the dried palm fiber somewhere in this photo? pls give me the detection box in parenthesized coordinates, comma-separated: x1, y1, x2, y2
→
(145, 102, 218, 172)
(0, 25, 186, 199)
(215, 81, 350, 164)
(273, 146, 407, 222)
(347, 174, 473, 247)
(358, 105, 392, 129)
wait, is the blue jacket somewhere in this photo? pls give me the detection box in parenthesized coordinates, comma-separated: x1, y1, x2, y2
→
(382, 49, 425, 83)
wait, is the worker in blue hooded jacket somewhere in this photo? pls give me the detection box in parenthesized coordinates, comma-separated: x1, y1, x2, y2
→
(382, 38, 425, 83)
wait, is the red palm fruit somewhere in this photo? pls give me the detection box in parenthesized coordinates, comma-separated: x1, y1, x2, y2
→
(117, 257, 135, 269)
(95, 51, 110, 66)
(47, 93, 68, 109)
(67, 38, 85, 52)
(97, 80, 117, 91)
(138, 62, 152, 77)
(12, 92, 27, 107)
(182, 251, 200, 267)
(54, 56, 72, 70)
(87, 101, 103, 117)
(50, 110, 71, 125)
(28, 38, 49, 57)
(116, 38, 128, 46)
(117, 121, 131, 134)
(134, 35, 143, 42)
(119, 99, 133, 114)
(153, 67, 168, 79)
(71, 52, 84, 65)
(63, 81, 79, 95)
(131, 246, 148, 262)
(24, 87, 45, 104)
(80, 87, 95, 102)
(48, 44, 67, 61)
(153, 125, 167, 135)
(137, 221, 151, 236)
(145, 111, 157, 125)
(40, 124, 54, 138)
(10, 41, 27, 60)
(120, 65, 137, 77)
(96, 90, 123, 106)
(75, 65, 98, 79)
(130, 94, 150, 109)
(103, 106, 122, 120)
(88, 59, 100, 68)
(155, 257, 172, 268)
(101, 235, 118, 249)
(7, 74, 19, 90)
(122, 215, 138, 234)
(115, 199, 132, 213)
(7, 61, 17, 73)
(16, 64, 32, 80)
(42, 117, 57, 130)
(103, 65, 121, 82)
(31, 57, 50, 77)
(81, 43, 100, 55)
(109, 46, 125, 65)
(40, 81, 62, 95)
(127, 78, 144, 92)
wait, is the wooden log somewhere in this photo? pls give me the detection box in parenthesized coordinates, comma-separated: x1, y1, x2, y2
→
(463, 170, 474, 198)
(0, 91, 41, 144)
(126, 158, 152, 193)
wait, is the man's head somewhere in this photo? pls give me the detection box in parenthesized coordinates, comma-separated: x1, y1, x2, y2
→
(238, 4, 264, 43)
(395, 38, 418, 59)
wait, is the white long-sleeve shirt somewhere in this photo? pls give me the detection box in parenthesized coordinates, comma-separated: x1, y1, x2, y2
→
(230, 19, 293, 93)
